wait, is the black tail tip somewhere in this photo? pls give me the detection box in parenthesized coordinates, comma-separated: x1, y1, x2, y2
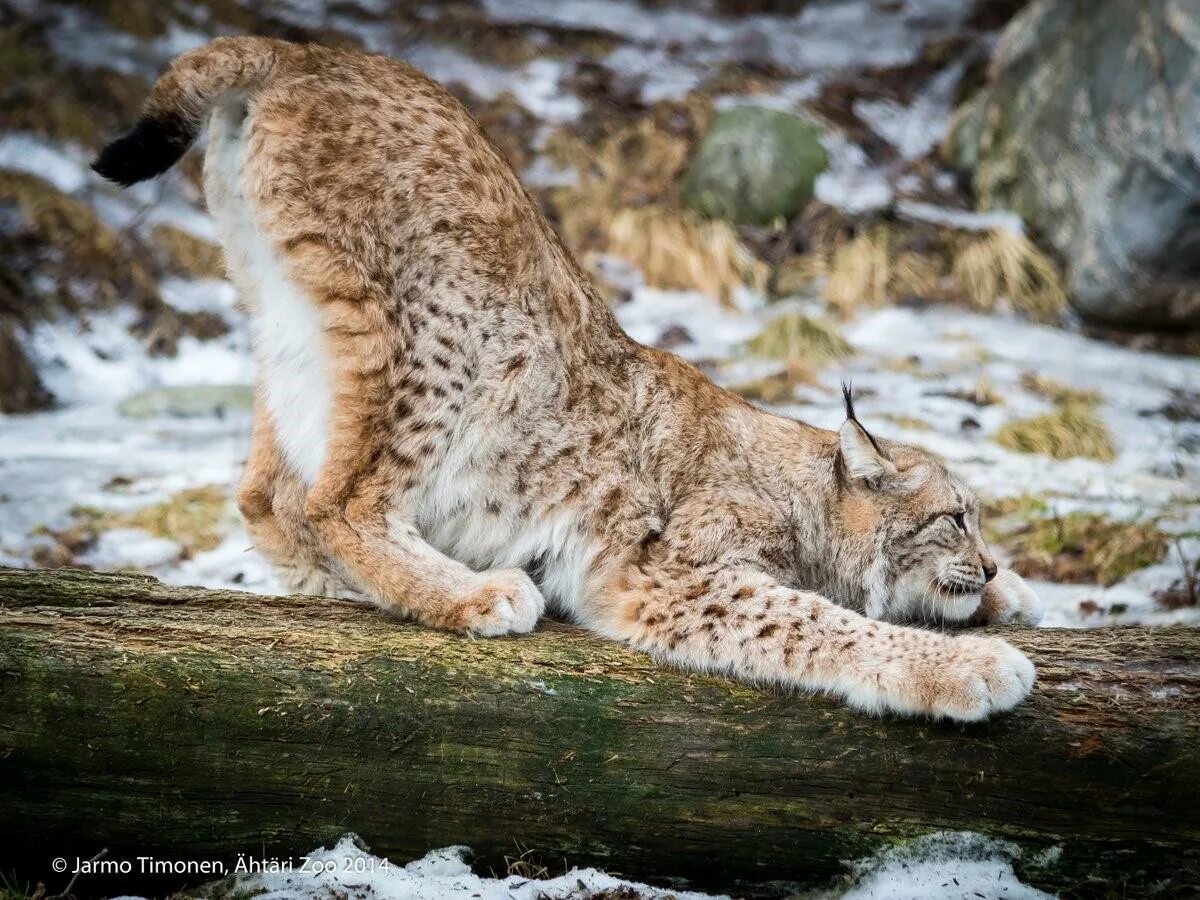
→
(91, 116, 192, 188)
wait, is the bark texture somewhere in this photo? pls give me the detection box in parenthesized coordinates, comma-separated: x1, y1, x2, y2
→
(0, 566, 1197, 897)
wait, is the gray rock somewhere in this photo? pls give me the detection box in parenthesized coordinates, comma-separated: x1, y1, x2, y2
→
(682, 106, 828, 226)
(119, 384, 254, 420)
(946, 0, 1200, 329)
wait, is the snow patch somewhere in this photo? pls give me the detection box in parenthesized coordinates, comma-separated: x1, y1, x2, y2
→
(840, 832, 1054, 900)
(230, 835, 720, 900)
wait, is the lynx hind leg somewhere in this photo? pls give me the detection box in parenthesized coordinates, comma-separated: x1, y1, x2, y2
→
(594, 564, 1034, 722)
(237, 405, 364, 600)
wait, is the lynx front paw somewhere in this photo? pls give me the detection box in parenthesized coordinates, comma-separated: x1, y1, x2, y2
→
(457, 569, 546, 637)
(976, 569, 1044, 625)
(924, 636, 1036, 722)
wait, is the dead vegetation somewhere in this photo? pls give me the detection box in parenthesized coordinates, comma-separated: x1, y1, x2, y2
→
(990, 369, 1113, 460)
(547, 113, 767, 306)
(772, 210, 1068, 323)
(744, 312, 853, 365)
(951, 228, 1067, 320)
(31, 486, 233, 568)
(995, 402, 1115, 461)
(1019, 372, 1102, 407)
(728, 363, 818, 405)
(993, 511, 1169, 586)
(0, 169, 228, 353)
(150, 224, 226, 280)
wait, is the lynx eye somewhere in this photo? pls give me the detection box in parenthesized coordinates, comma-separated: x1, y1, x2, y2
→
(940, 512, 966, 532)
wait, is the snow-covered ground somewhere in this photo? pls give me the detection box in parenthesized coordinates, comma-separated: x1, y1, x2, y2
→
(132, 831, 1050, 899)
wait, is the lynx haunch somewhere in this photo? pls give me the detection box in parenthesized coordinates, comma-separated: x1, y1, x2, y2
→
(95, 37, 1043, 722)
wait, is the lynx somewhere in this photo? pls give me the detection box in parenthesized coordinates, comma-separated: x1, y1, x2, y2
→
(95, 37, 1042, 722)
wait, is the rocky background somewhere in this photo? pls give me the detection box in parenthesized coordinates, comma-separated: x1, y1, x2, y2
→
(0, 0, 1198, 630)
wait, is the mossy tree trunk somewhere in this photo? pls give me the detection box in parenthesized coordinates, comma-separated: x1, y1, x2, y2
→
(1, 567, 1197, 897)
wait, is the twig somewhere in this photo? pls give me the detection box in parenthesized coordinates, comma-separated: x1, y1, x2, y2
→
(46, 848, 107, 900)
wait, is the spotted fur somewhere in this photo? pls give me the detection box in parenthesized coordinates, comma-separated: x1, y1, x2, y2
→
(96, 38, 1041, 721)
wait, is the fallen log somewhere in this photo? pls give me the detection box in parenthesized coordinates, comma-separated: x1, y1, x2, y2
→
(0, 566, 1196, 898)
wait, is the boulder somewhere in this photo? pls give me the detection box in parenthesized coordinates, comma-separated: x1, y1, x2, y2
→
(946, 0, 1200, 330)
(682, 106, 828, 226)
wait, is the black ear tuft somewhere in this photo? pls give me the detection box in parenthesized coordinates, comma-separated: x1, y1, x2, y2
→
(91, 115, 193, 188)
(841, 381, 857, 422)
(840, 380, 886, 455)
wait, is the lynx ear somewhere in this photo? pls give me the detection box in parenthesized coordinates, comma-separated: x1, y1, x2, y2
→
(838, 384, 897, 486)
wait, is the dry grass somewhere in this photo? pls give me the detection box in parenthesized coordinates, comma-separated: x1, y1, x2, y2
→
(777, 221, 950, 316)
(607, 206, 765, 304)
(504, 844, 550, 880)
(728, 362, 818, 405)
(0, 170, 123, 266)
(995, 402, 1115, 461)
(0, 169, 164, 317)
(745, 312, 853, 365)
(963, 376, 1005, 406)
(825, 225, 891, 315)
(1019, 371, 1102, 406)
(32, 486, 233, 568)
(773, 212, 1067, 324)
(995, 512, 1169, 586)
(548, 119, 765, 306)
(150, 224, 226, 280)
(879, 414, 931, 431)
(118, 486, 232, 553)
(952, 228, 1067, 322)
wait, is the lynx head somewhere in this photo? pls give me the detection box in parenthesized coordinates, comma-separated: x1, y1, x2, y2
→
(834, 385, 997, 623)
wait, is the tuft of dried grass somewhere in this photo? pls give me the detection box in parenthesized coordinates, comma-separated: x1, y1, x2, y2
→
(952, 228, 1067, 322)
(745, 312, 853, 365)
(1019, 371, 1102, 407)
(150, 224, 225, 280)
(879, 414, 931, 431)
(33, 486, 233, 567)
(119, 486, 232, 553)
(607, 205, 766, 304)
(995, 512, 1169, 586)
(995, 402, 1115, 461)
(773, 212, 1067, 325)
(728, 362, 817, 405)
(825, 225, 891, 316)
(965, 375, 1004, 406)
(548, 119, 765, 306)
(0, 170, 123, 265)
